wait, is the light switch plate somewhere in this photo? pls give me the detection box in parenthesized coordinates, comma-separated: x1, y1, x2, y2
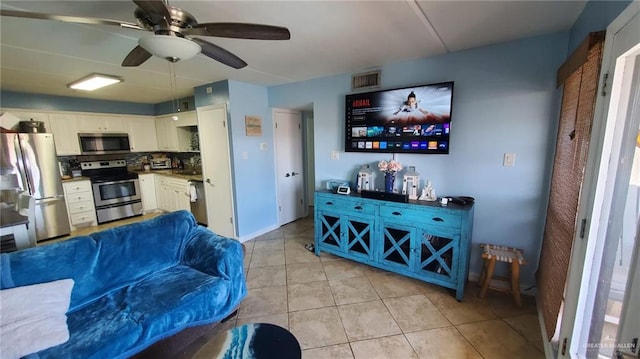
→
(331, 150, 339, 160)
(503, 153, 516, 167)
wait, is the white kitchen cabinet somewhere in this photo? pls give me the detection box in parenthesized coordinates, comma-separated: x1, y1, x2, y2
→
(63, 180, 97, 230)
(0, 108, 51, 132)
(155, 175, 190, 212)
(49, 114, 82, 155)
(128, 117, 158, 152)
(155, 116, 180, 151)
(174, 111, 198, 127)
(77, 114, 124, 133)
(138, 173, 157, 213)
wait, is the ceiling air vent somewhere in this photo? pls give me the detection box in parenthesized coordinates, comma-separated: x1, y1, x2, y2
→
(352, 70, 381, 90)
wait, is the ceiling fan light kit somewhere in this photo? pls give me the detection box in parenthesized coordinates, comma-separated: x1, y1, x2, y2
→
(138, 35, 201, 63)
(67, 73, 123, 91)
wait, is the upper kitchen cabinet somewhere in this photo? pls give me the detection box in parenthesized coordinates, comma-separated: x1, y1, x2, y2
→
(49, 114, 81, 155)
(155, 111, 196, 152)
(127, 117, 158, 152)
(173, 111, 198, 127)
(0, 108, 51, 132)
(77, 114, 125, 133)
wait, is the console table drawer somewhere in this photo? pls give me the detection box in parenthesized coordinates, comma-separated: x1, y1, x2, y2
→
(379, 206, 462, 228)
(316, 196, 375, 215)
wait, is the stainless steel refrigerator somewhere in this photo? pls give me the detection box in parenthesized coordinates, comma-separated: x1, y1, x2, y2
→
(0, 133, 70, 241)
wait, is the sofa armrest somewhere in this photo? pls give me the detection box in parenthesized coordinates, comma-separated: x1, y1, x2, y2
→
(180, 228, 245, 283)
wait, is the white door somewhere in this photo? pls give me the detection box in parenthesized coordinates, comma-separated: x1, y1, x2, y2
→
(560, 3, 640, 358)
(274, 109, 305, 225)
(197, 105, 235, 238)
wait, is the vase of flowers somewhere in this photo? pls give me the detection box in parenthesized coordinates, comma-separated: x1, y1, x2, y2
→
(378, 160, 403, 193)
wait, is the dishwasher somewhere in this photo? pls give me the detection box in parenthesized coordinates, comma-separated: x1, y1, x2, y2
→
(189, 180, 208, 226)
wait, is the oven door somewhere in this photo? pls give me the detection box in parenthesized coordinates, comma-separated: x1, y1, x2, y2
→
(92, 179, 141, 207)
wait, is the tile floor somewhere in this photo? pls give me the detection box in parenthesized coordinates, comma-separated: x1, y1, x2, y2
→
(51, 212, 545, 358)
(236, 215, 545, 359)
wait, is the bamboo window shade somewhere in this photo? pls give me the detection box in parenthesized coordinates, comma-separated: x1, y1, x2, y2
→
(536, 31, 604, 341)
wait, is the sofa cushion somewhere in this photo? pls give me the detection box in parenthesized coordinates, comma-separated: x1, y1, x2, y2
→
(1, 211, 200, 310)
(34, 266, 234, 359)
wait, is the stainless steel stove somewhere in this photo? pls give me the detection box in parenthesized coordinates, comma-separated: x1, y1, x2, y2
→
(80, 160, 142, 224)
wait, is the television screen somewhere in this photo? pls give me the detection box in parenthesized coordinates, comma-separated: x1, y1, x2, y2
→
(345, 82, 454, 154)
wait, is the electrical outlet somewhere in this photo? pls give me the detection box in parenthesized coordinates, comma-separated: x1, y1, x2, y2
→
(206, 87, 213, 94)
(242, 151, 248, 160)
(503, 153, 516, 167)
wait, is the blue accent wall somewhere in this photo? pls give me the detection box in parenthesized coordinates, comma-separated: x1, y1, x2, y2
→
(228, 81, 278, 238)
(0, 91, 155, 115)
(154, 96, 196, 115)
(269, 32, 569, 288)
(567, 0, 632, 54)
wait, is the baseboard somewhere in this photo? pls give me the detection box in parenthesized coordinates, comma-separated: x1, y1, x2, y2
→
(237, 224, 280, 243)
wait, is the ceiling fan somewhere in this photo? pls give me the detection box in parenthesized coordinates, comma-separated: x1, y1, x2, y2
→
(0, 0, 291, 69)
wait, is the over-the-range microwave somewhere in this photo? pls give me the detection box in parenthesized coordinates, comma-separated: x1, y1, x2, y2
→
(78, 133, 131, 155)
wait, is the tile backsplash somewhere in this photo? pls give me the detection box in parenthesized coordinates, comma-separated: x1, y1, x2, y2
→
(58, 152, 202, 171)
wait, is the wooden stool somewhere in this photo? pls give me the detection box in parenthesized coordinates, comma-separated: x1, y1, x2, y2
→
(478, 244, 527, 306)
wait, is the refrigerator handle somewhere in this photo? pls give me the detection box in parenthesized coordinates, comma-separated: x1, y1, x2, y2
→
(20, 146, 36, 195)
(12, 134, 29, 193)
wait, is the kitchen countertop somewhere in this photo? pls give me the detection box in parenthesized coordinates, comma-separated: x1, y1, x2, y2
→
(132, 169, 204, 182)
(61, 176, 91, 182)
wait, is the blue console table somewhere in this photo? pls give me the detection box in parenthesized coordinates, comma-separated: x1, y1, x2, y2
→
(314, 191, 474, 301)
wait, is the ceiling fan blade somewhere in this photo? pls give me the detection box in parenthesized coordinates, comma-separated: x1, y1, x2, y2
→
(186, 23, 291, 40)
(133, 0, 171, 19)
(122, 46, 153, 67)
(0, 9, 144, 30)
(191, 38, 247, 69)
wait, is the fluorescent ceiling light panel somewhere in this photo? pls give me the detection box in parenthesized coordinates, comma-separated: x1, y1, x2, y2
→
(68, 74, 123, 91)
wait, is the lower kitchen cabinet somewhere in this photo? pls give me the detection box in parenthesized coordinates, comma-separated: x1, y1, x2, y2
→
(138, 173, 157, 213)
(63, 180, 97, 230)
(314, 191, 474, 301)
(155, 175, 190, 213)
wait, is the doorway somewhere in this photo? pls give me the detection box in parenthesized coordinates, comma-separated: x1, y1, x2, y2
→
(273, 108, 306, 226)
(559, 3, 640, 358)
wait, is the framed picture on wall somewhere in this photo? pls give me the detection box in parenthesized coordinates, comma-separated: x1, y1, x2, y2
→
(245, 115, 262, 136)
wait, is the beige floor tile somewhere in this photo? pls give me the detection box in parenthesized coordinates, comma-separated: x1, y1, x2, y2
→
(288, 281, 335, 312)
(323, 259, 366, 280)
(286, 247, 322, 264)
(426, 290, 496, 325)
(254, 229, 284, 241)
(253, 238, 284, 251)
(457, 319, 545, 359)
(383, 294, 450, 332)
(319, 251, 343, 262)
(350, 334, 418, 359)
(405, 327, 482, 359)
(287, 262, 327, 284)
(503, 314, 545, 352)
(241, 239, 255, 255)
(236, 313, 289, 330)
(243, 252, 252, 271)
(250, 249, 286, 268)
(329, 276, 379, 305)
(238, 285, 288, 319)
(289, 307, 348, 350)
(337, 300, 401, 341)
(484, 290, 537, 318)
(246, 265, 286, 289)
(302, 344, 354, 359)
(284, 236, 312, 250)
(367, 271, 428, 299)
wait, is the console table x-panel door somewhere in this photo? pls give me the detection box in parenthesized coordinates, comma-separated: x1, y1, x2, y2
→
(314, 191, 473, 301)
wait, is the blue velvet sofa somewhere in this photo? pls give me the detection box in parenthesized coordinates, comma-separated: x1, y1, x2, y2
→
(0, 210, 247, 359)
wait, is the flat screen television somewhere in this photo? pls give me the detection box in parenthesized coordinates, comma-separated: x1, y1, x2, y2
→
(345, 81, 454, 154)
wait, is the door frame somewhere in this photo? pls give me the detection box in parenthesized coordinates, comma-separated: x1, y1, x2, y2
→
(557, 2, 640, 357)
(272, 107, 306, 226)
